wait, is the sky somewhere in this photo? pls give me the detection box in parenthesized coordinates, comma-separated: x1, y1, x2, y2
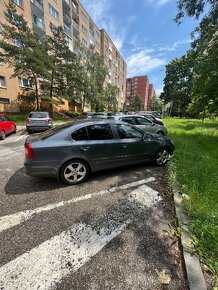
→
(80, 0, 199, 95)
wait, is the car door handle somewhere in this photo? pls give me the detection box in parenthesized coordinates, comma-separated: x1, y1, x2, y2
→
(122, 144, 128, 148)
(80, 146, 90, 151)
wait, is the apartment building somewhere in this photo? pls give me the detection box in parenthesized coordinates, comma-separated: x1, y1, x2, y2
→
(100, 29, 127, 110)
(126, 76, 153, 110)
(0, 0, 127, 112)
(147, 83, 155, 110)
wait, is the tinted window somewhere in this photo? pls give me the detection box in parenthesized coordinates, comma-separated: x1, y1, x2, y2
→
(0, 117, 4, 122)
(87, 124, 113, 140)
(72, 127, 88, 141)
(29, 112, 49, 118)
(121, 117, 136, 125)
(116, 124, 143, 139)
(135, 117, 151, 125)
(40, 122, 75, 140)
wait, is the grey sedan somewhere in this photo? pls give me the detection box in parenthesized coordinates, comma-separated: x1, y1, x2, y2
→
(112, 115, 167, 135)
(24, 120, 174, 185)
(26, 111, 53, 134)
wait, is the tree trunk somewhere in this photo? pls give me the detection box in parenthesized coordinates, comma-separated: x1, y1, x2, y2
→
(50, 72, 54, 112)
(33, 75, 40, 111)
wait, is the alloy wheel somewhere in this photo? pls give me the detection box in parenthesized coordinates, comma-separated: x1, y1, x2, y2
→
(63, 162, 87, 183)
(156, 149, 169, 166)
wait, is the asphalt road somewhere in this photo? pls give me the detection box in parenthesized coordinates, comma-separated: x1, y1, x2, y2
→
(0, 131, 187, 290)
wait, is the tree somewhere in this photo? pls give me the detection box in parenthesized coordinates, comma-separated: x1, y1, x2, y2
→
(79, 46, 108, 111)
(0, 0, 49, 110)
(104, 84, 118, 112)
(161, 53, 193, 117)
(174, 0, 218, 119)
(133, 95, 143, 111)
(149, 95, 162, 112)
(45, 26, 82, 109)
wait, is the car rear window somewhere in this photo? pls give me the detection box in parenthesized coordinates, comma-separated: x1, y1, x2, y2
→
(40, 122, 74, 140)
(29, 112, 49, 118)
(87, 124, 113, 140)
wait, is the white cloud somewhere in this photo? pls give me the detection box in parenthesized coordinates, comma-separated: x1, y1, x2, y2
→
(126, 49, 166, 77)
(144, 0, 172, 7)
(159, 39, 191, 51)
(80, 0, 128, 51)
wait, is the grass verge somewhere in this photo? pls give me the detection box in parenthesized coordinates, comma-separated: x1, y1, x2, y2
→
(164, 117, 218, 279)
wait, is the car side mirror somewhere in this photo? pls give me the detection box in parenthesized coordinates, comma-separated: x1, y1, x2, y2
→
(142, 133, 147, 140)
(151, 122, 155, 126)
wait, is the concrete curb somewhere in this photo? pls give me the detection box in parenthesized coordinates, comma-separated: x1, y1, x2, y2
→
(172, 180, 207, 290)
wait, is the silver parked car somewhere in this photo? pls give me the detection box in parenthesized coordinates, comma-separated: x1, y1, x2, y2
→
(112, 115, 167, 135)
(26, 111, 53, 134)
(24, 120, 174, 185)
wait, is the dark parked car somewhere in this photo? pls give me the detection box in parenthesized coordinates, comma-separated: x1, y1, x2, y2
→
(92, 112, 113, 119)
(79, 112, 95, 119)
(24, 120, 174, 185)
(26, 111, 53, 134)
(0, 114, 17, 140)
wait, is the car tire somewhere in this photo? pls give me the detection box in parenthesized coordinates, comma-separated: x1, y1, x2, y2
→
(60, 159, 90, 185)
(0, 131, 6, 140)
(13, 126, 17, 134)
(154, 147, 170, 166)
(27, 129, 32, 134)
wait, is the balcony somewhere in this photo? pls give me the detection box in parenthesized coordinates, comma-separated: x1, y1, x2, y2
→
(30, 0, 43, 12)
(63, 12, 71, 24)
(72, 6, 79, 20)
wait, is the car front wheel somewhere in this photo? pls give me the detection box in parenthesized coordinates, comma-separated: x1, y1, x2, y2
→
(60, 160, 90, 185)
(154, 148, 170, 166)
(0, 131, 6, 140)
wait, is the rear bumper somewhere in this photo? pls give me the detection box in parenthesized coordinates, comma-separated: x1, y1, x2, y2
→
(26, 124, 53, 132)
(24, 160, 58, 178)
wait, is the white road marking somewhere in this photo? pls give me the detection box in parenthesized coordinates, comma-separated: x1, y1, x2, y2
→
(15, 134, 27, 142)
(128, 184, 162, 207)
(0, 177, 155, 233)
(0, 221, 131, 290)
(0, 183, 162, 290)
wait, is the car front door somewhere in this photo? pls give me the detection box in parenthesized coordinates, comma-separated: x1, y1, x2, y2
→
(3, 116, 14, 134)
(134, 116, 154, 133)
(113, 123, 153, 164)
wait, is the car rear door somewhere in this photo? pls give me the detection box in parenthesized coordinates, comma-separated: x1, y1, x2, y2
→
(71, 123, 125, 171)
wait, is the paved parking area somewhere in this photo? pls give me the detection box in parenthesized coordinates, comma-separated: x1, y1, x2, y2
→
(0, 132, 187, 290)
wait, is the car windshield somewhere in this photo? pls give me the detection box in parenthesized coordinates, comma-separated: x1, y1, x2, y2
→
(29, 112, 49, 118)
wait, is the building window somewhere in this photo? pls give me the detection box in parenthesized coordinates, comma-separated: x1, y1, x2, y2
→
(50, 22, 56, 33)
(0, 98, 10, 104)
(82, 26, 87, 35)
(13, 38, 23, 48)
(96, 31, 100, 39)
(82, 13, 87, 23)
(0, 76, 6, 88)
(13, 0, 23, 8)
(82, 38, 87, 47)
(96, 41, 100, 48)
(49, 4, 59, 20)
(33, 15, 44, 30)
(19, 77, 32, 88)
(64, 22, 71, 35)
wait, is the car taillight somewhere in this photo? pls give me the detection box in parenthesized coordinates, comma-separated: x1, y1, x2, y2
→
(26, 118, 30, 123)
(45, 118, 52, 122)
(25, 142, 34, 159)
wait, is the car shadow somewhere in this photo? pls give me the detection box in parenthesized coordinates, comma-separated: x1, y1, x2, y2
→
(4, 162, 158, 195)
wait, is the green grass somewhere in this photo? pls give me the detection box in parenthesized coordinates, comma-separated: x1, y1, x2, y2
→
(164, 117, 218, 276)
(5, 113, 67, 125)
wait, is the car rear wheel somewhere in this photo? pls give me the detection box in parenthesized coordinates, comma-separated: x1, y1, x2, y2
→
(154, 148, 170, 166)
(60, 160, 90, 185)
(0, 131, 6, 140)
